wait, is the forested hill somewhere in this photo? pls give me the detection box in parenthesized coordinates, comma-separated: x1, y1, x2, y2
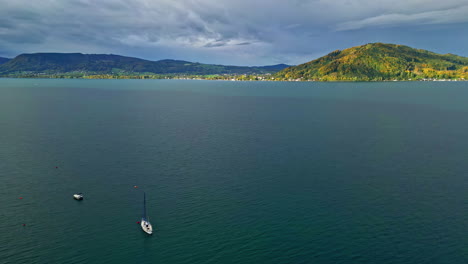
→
(0, 53, 290, 76)
(275, 43, 468, 81)
(0, 57, 10, 65)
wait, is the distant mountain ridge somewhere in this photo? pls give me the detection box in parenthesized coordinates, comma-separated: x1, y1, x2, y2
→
(0, 53, 290, 76)
(0, 57, 10, 65)
(275, 43, 468, 81)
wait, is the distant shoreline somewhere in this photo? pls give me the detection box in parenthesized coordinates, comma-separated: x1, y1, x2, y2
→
(0, 76, 466, 82)
(2, 44, 467, 82)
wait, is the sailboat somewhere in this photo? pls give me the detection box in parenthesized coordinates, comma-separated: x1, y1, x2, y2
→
(141, 192, 153, 235)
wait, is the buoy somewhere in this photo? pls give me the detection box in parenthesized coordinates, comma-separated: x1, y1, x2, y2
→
(136, 221, 140, 224)
(19, 197, 23, 199)
(23, 224, 26, 226)
(134, 186, 138, 188)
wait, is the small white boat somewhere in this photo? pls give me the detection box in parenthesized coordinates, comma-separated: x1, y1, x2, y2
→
(141, 218, 153, 235)
(141, 192, 153, 235)
(73, 193, 83, 200)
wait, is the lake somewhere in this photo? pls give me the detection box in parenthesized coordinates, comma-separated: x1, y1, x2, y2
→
(1, 79, 468, 263)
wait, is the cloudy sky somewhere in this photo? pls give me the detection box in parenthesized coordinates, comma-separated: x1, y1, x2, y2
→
(0, 0, 467, 65)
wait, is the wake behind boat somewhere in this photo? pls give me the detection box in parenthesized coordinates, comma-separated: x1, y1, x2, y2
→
(141, 192, 153, 235)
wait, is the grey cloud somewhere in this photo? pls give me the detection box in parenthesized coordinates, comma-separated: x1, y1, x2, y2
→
(336, 5, 468, 31)
(0, 18, 16, 29)
(0, 0, 466, 64)
(204, 41, 227, 47)
(204, 40, 253, 48)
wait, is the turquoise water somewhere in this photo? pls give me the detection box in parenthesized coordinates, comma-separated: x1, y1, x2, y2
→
(1, 79, 468, 263)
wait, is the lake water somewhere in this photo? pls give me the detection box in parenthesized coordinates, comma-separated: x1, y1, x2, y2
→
(1, 79, 468, 263)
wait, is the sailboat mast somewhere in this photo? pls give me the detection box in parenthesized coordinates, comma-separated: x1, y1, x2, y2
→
(143, 192, 147, 220)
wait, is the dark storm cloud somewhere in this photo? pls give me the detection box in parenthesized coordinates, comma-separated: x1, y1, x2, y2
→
(0, 0, 467, 64)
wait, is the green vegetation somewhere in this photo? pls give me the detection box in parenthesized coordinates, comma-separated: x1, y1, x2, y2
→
(2, 44, 468, 81)
(275, 43, 468, 81)
(0, 57, 10, 65)
(0, 71, 274, 81)
(0, 53, 289, 77)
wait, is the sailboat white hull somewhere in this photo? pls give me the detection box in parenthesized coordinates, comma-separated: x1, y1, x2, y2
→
(141, 219, 153, 235)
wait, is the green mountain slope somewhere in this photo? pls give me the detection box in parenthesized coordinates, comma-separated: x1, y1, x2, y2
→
(0, 53, 289, 76)
(0, 57, 10, 65)
(275, 43, 468, 81)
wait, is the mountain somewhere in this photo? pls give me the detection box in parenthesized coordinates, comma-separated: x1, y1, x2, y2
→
(0, 57, 10, 65)
(256, 63, 291, 71)
(275, 43, 468, 81)
(0, 53, 290, 76)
